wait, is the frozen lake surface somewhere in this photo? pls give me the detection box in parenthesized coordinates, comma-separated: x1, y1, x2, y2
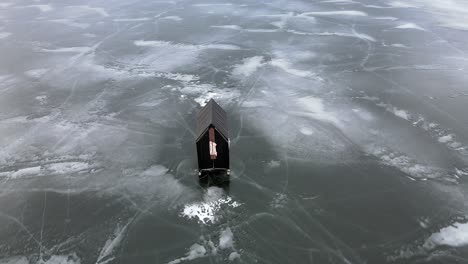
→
(1, 0, 468, 263)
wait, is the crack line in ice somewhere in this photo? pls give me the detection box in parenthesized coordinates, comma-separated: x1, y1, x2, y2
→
(357, 95, 468, 156)
(286, 29, 376, 42)
(96, 221, 132, 264)
(39, 191, 47, 259)
(0, 211, 43, 248)
(134, 40, 241, 50)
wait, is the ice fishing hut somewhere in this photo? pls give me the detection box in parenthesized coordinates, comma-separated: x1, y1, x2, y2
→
(196, 99, 230, 176)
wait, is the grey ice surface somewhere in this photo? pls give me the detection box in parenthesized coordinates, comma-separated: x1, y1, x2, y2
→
(1, 0, 468, 263)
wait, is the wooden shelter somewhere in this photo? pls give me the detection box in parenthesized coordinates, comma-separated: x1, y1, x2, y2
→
(196, 99, 230, 176)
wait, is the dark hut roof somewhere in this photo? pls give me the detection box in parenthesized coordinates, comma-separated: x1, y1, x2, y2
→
(196, 99, 228, 141)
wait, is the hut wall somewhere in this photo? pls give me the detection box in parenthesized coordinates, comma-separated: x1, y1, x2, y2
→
(196, 127, 229, 170)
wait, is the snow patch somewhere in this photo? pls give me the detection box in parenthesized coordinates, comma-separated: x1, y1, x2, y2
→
(438, 134, 454, 143)
(241, 99, 269, 108)
(283, 50, 316, 61)
(181, 187, 241, 224)
(296, 96, 340, 125)
(456, 168, 468, 177)
(0, 32, 11, 39)
(369, 146, 447, 181)
(10, 166, 41, 179)
(390, 220, 468, 261)
(151, 72, 239, 107)
(373, 101, 411, 120)
(299, 127, 314, 135)
(25, 68, 49, 78)
(352, 108, 373, 121)
(132, 40, 153, 47)
(45, 162, 90, 174)
(388, 1, 419, 8)
(270, 58, 313, 78)
(395, 23, 426, 31)
(418, 217, 430, 228)
(161, 16, 183, 21)
(167, 243, 207, 264)
(320, 0, 357, 3)
(35, 95, 48, 105)
(428, 222, 468, 247)
(244, 28, 278, 33)
(212, 25, 242, 30)
(40, 47, 92, 53)
(203, 44, 241, 50)
(269, 13, 294, 29)
(228, 252, 241, 261)
(359, 95, 467, 155)
(232, 56, 265, 77)
(134, 40, 173, 47)
(390, 43, 409, 48)
(193, 3, 233, 7)
(271, 193, 287, 208)
(167, 227, 240, 263)
(374, 16, 398, 20)
(267, 160, 280, 168)
(179, 83, 240, 107)
(302, 10, 367, 16)
(0, 3, 13, 8)
(159, 73, 199, 83)
(219, 227, 234, 249)
(28, 4, 54, 12)
(391, 108, 410, 120)
(40, 253, 81, 264)
(2, 162, 92, 179)
(113, 165, 193, 206)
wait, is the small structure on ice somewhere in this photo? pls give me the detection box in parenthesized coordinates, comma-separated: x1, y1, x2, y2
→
(196, 99, 230, 178)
